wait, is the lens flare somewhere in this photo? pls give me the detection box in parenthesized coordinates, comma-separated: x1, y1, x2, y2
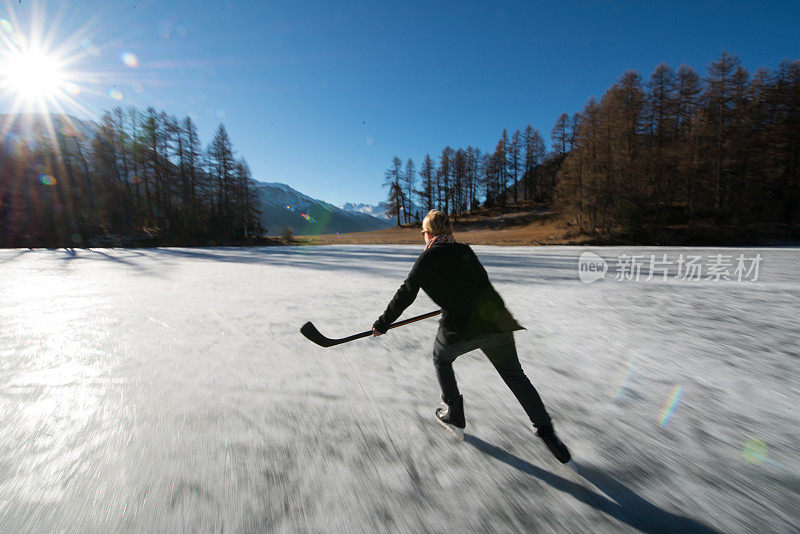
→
(216, 109, 226, 118)
(132, 82, 143, 93)
(81, 39, 100, 56)
(742, 438, 782, 469)
(0, 19, 12, 34)
(659, 385, 683, 426)
(109, 88, 123, 100)
(158, 22, 172, 39)
(121, 52, 138, 68)
(39, 174, 56, 186)
(743, 438, 768, 465)
(306, 206, 334, 237)
(64, 82, 80, 95)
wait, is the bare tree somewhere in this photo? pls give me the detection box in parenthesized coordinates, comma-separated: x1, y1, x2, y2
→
(438, 147, 454, 214)
(402, 158, 416, 223)
(551, 113, 569, 156)
(509, 129, 521, 202)
(207, 124, 236, 220)
(419, 154, 435, 212)
(704, 51, 741, 218)
(384, 156, 404, 226)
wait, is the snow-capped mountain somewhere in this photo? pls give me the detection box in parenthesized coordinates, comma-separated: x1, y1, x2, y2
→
(255, 182, 392, 235)
(341, 200, 425, 222)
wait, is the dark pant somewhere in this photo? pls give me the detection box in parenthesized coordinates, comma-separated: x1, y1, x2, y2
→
(432, 328, 552, 428)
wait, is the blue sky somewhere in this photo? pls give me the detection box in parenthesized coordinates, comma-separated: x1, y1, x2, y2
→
(1, 1, 798, 205)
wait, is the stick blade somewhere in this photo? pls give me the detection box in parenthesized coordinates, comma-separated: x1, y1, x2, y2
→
(300, 321, 336, 348)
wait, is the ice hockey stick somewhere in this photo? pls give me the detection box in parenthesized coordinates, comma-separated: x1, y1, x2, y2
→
(300, 310, 442, 348)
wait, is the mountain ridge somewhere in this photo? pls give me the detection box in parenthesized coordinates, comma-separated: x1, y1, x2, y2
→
(254, 181, 391, 236)
(340, 200, 424, 222)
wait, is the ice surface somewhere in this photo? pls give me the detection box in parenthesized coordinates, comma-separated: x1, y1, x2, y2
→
(0, 245, 798, 532)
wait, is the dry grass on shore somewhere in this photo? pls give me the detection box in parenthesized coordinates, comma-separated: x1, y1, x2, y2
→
(296, 216, 590, 246)
(290, 198, 800, 247)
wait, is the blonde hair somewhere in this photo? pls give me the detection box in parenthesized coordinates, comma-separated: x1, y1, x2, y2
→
(421, 210, 452, 236)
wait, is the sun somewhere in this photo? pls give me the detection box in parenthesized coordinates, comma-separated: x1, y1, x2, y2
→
(0, 8, 90, 118)
(0, 46, 66, 104)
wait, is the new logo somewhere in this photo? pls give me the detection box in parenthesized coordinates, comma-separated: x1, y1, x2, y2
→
(578, 251, 608, 283)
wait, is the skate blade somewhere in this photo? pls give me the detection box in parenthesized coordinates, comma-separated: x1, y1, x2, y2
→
(436, 417, 465, 440)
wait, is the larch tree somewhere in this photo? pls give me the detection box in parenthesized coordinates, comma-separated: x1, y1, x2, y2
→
(495, 130, 509, 207)
(646, 63, 677, 219)
(384, 156, 404, 226)
(207, 124, 236, 222)
(675, 64, 702, 224)
(551, 113, 569, 156)
(704, 51, 742, 218)
(453, 148, 468, 215)
(772, 59, 800, 227)
(403, 158, 416, 223)
(419, 154, 435, 212)
(509, 129, 521, 202)
(439, 147, 454, 214)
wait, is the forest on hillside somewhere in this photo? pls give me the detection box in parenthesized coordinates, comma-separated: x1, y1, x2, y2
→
(384, 52, 800, 240)
(0, 107, 263, 247)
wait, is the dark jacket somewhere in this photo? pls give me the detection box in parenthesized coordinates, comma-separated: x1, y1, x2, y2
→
(373, 241, 524, 342)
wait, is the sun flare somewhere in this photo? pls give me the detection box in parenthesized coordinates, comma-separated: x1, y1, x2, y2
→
(0, 47, 66, 103)
(0, 9, 91, 118)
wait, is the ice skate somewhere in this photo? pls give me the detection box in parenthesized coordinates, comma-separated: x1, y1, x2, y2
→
(435, 394, 465, 440)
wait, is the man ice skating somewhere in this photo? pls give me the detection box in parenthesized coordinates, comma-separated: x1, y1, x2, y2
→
(371, 210, 571, 463)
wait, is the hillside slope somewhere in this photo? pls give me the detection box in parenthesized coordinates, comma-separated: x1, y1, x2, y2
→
(0, 113, 96, 146)
(255, 182, 391, 236)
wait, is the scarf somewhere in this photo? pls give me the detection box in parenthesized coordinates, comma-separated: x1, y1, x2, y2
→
(425, 233, 455, 250)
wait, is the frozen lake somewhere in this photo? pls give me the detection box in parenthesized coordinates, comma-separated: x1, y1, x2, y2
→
(0, 245, 798, 532)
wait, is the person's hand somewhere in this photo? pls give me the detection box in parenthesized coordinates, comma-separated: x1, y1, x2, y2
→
(372, 326, 383, 337)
